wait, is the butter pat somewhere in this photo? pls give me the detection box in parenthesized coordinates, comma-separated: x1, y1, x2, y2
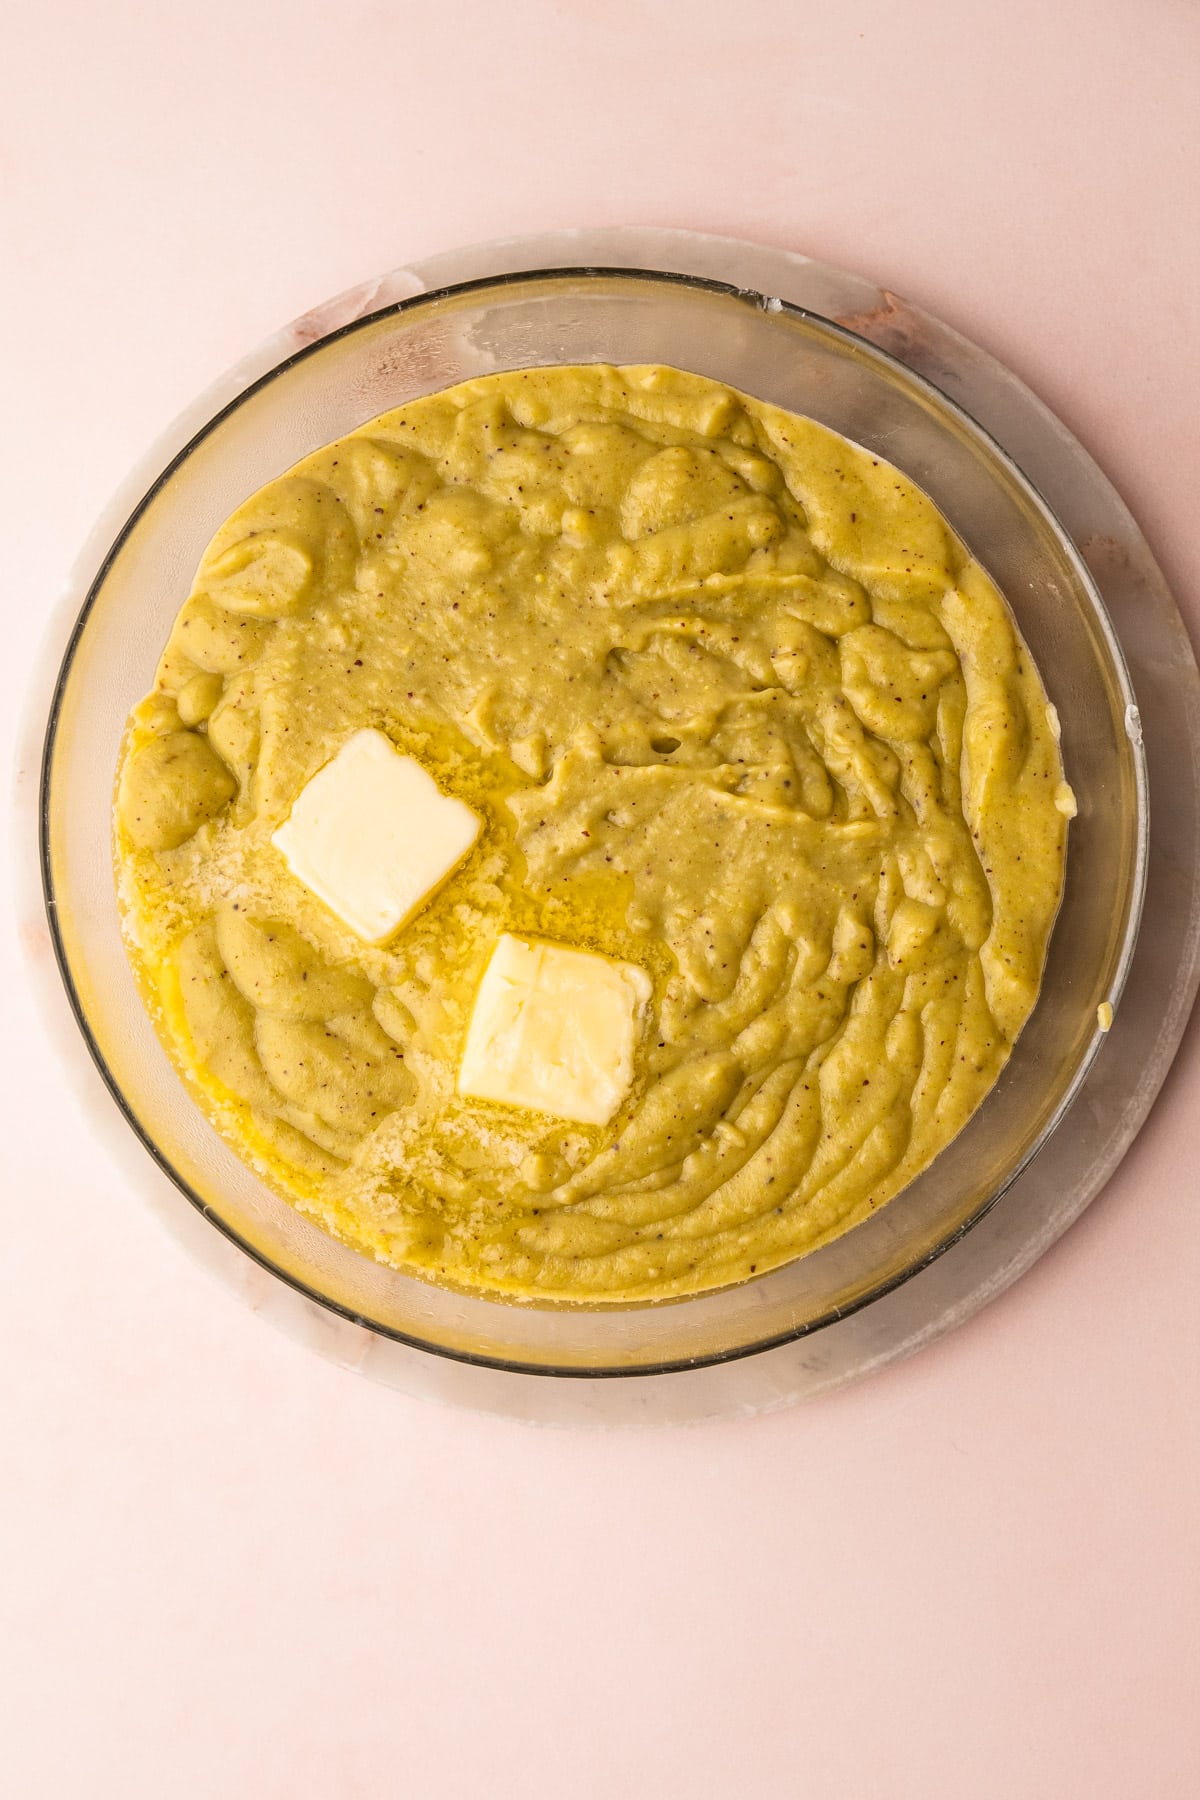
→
(271, 729, 479, 942)
(458, 933, 651, 1126)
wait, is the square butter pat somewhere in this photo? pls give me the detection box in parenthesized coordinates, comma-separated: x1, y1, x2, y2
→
(458, 933, 652, 1127)
(271, 729, 480, 943)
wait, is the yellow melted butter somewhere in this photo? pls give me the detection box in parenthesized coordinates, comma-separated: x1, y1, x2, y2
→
(114, 363, 1067, 1303)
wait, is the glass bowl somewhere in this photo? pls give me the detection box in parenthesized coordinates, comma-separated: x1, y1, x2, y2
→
(40, 267, 1147, 1376)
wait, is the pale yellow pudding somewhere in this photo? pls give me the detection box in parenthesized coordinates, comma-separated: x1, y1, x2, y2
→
(114, 364, 1067, 1303)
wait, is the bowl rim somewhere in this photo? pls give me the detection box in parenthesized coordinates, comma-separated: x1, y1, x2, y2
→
(39, 262, 1150, 1378)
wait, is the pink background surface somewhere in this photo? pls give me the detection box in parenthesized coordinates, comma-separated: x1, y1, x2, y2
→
(2, 3, 1198, 1794)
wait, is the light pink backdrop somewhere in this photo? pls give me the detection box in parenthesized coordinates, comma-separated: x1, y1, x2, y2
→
(2, 3, 1198, 1795)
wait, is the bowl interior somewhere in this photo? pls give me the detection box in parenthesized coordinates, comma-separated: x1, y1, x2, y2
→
(42, 269, 1146, 1373)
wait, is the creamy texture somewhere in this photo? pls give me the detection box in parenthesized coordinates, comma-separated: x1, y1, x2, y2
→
(113, 364, 1067, 1303)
